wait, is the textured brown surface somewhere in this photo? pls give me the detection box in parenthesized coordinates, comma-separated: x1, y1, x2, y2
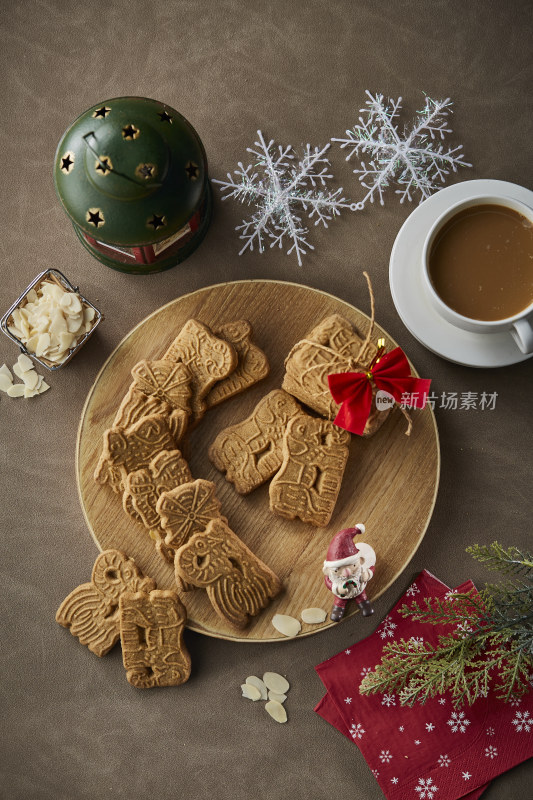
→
(1, 1, 532, 798)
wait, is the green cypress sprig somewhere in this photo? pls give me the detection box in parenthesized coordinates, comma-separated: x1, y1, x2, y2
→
(359, 542, 533, 707)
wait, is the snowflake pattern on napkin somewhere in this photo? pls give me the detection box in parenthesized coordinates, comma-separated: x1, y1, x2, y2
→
(315, 570, 533, 800)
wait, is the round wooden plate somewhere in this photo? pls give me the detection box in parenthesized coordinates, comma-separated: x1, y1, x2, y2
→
(76, 280, 440, 642)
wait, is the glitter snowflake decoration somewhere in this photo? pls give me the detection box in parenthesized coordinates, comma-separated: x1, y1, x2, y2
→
(332, 91, 471, 207)
(213, 130, 355, 266)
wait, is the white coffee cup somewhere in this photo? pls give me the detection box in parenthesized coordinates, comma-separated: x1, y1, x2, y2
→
(421, 195, 533, 354)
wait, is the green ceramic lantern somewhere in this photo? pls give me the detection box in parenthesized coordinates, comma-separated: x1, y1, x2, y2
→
(54, 97, 212, 274)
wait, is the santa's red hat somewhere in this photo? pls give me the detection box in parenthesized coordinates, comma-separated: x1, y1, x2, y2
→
(323, 525, 366, 570)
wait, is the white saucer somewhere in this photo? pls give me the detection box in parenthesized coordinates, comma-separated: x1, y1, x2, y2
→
(389, 179, 533, 368)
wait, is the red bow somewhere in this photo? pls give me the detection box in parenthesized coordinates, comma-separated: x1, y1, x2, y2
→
(327, 347, 431, 435)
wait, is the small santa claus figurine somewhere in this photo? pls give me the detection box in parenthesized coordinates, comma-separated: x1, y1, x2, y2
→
(323, 524, 376, 622)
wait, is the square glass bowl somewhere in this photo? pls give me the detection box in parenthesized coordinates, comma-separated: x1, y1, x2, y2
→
(0, 269, 102, 370)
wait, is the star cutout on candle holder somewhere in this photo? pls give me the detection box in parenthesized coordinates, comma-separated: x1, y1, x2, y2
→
(93, 105, 111, 119)
(86, 208, 105, 227)
(122, 124, 139, 140)
(147, 213, 166, 230)
(95, 156, 112, 175)
(158, 110, 172, 123)
(136, 163, 155, 179)
(60, 152, 75, 173)
(185, 161, 199, 180)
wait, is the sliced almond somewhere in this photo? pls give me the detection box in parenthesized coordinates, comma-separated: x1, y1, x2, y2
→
(83, 306, 95, 323)
(7, 383, 26, 397)
(0, 373, 13, 392)
(0, 363, 12, 379)
(21, 369, 39, 390)
(301, 607, 328, 624)
(66, 313, 83, 333)
(265, 700, 287, 723)
(25, 333, 40, 353)
(263, 672, 290, 695)
(49, 310, 68, 337)
(37, 380, 50, 394)
(26, 288, 38, 303)
(17, 353, 34, 372)
(59, 331, 75, 350)
(245, 676, 268, 700)
(13, 362, 26, 380)
(241, 683, 262, 701)
(35, 333, 51, 356)
(8, 324, 23, 339)
(272, 613, 301, 638)
(268, 691, 287, 703)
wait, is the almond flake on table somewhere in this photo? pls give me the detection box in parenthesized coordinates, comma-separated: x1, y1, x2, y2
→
(241, 683, 262, 701)
(301, 607, 327, 624)
(267, 691, 287, 704)
(262, 672, 290, 695)
(265, 700, 287, 723)
(245, 676, 268, 700)
(0, 358, 49, 399)
(272, 613, 301, 638)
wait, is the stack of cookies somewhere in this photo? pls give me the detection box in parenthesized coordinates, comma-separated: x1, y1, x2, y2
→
(210, 314, 391, 527)
(56, 549, 192, 689)
(92, 317, 282, 637)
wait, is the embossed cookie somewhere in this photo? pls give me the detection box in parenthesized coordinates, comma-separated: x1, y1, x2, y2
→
(162, 319, 238, 421)
(282, 314, 389, 437)
(175, 519, 282, 629)
(97, 413, 177, 479)
(205, 320, 269, 408)
(119, 589, 191, 688)
(208, 389, 302, 494)
(308, 314, 378, 367)
(113, 384, 189, 444)
(131, 359, 192, 414)
(122, 449, 192, 531)
(56, 549, 156, 657)
(156, 479, 226, 564)
(269, 413, 350, 527)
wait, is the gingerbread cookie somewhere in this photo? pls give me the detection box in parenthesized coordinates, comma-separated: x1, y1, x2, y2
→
(113, 385, 189, 444)
(175, 519, 282, 629)
(119, 589, 191, 688)
(282, 314, 389, 437)
(56, 549, 156, 657)
(156, 479, 226, 564)
(96, 414, 176, 483)
(205, 320, 269, 408)
(131, 359, 192, 414)
(162, 319, 238, 422)
(122, 449, 192, 531)
(269, 413, 350, 527)
(308, 314, 378, 366)
(93, 458, 129, 495)
(208, 389, 302, 494)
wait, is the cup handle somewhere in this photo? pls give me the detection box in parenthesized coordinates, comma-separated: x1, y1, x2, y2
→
(511, 318, 533, 354)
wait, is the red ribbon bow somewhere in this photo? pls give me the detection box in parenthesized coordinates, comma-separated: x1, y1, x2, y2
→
(327, 347, 431, 435)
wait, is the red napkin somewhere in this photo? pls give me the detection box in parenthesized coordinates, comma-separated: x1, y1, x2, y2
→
(315, 570, 533, 800)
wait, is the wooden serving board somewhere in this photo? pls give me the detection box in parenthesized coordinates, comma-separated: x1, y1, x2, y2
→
(76, 280, 439, 642)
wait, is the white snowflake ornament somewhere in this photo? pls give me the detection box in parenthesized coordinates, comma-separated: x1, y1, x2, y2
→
(333, 91, 471, 208)
(213, 130, 355, 266)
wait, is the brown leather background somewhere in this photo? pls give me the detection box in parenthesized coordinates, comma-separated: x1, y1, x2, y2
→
(1, 1, 531, 798)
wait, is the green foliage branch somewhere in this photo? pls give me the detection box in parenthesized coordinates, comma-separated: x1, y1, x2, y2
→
(359, 542, 533, 708)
